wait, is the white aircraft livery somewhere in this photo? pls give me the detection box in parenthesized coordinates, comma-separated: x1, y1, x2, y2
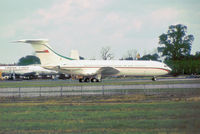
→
(15, 39, 172, 82)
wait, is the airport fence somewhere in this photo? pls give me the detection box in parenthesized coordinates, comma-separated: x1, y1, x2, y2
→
(0, 83, 200, 98)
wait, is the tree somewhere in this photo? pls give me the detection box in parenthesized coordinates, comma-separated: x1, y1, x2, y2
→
(17, 55, 41, 65)
(139, 53, 159, 61)
(123, 49, 137, 60)
(195, 51, 200, 59)
(101, 46, 114, 60)
(158, 24, 194, 61)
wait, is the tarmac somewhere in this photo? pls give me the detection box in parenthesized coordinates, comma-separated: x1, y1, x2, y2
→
(0, 77, 199, 97)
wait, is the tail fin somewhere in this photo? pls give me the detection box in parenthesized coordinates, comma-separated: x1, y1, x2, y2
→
(70, 50, 80, 60)
(15, 39, 73, 66)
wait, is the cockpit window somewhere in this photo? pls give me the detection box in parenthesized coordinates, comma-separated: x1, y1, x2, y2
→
(164, 65, 168, 68)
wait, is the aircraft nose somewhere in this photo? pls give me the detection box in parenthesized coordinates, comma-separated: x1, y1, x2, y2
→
(163, 64, 172, 73)
(167, 66, 172, 73)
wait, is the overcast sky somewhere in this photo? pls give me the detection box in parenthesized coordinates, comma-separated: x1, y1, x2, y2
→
(0, 0, 199, 63)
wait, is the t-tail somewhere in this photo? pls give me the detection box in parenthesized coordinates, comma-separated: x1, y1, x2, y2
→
(14, 39, 73, 66)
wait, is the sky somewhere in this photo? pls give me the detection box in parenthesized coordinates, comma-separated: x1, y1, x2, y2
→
(0, 0, 200, 63)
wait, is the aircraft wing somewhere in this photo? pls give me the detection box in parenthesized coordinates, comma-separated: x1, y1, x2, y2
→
(22, 72, 36, 76)
(43, 66, 82, 74)
(97, 67, 120, 76)
(43, 65, 119, 76)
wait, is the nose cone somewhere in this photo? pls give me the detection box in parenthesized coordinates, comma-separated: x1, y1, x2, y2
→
(162, 63, 172, 74)
(166, 66, 172, 74)
(169, 67, 172, 71)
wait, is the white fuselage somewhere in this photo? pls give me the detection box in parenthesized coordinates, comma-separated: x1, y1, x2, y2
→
(45, 60, 171, 77)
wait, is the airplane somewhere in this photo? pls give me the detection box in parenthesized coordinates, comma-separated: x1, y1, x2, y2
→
(0, 65, 58, 80)
(14, 39, 172, 82)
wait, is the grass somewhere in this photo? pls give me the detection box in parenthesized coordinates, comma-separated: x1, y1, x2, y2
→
(0, 94, 200, 134)
(0, 79, 200, 133)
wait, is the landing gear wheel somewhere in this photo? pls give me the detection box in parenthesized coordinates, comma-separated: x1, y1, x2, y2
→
(84, 78, 90, 82)
(91, 78, 99, 82)
(152, 77, 157, 81)
(79, 79, 83, 83)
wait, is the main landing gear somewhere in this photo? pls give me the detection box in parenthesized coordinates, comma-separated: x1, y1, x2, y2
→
(79, 77, 101, 83)
(152, 76, 157, 81)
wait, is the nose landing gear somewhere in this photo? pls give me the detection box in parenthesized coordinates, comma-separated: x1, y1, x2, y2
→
(152, 76, 157, 81)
